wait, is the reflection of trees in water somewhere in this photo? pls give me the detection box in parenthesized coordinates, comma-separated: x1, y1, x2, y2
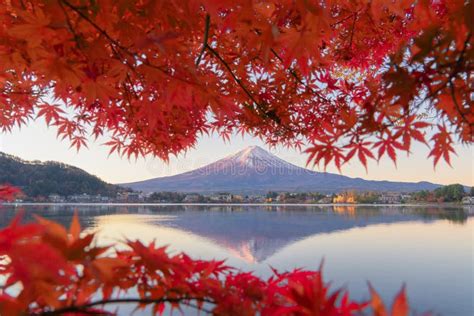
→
(410, 207, 468, 224)
(0, 204, 118, 228)
(326, 205, 469, 223)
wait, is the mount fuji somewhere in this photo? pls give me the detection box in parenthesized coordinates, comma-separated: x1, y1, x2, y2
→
(120, 146, 440, 193)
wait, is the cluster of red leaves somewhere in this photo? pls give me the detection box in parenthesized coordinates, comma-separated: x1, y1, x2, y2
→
(0, 185, 20, 202)
(0, 0, 471, 169)
(0, 213, 411, 316)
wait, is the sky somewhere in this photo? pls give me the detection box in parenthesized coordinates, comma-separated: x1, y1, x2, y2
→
(1, 119, 473, 186)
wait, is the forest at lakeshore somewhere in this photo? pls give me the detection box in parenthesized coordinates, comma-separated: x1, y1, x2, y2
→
(0, 152, 123, 198)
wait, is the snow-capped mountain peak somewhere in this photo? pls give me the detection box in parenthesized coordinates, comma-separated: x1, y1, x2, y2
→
(121, 146, 441, 194)
(232, 146, 276, 164)
(226, 146, 299, 169)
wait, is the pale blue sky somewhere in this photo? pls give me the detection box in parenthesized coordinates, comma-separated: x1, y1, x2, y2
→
(1, 119, 472, 186)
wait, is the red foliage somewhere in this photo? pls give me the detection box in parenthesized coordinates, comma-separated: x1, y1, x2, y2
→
(0, 2, 466, 313)
(0, 185, 20, 202)
(0, 214, 413, 315)
(0, 0, 471, 168)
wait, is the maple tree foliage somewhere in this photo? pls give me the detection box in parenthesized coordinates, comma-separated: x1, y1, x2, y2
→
(0, 0, 471, 169)
(0, 185, 20, 201)
(0, 212, 411, 316)
(0, 0, 470, 313)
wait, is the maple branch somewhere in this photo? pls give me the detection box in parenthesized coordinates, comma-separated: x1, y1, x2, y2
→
(34, 297, 215, 315)
(60, 0, 197, 87)
(61, 1, 292, 132)
(61, 0, 127, 52)
(269, 48, 328, 102)
(63, 6, 139, 96)
(205, 45, 258, 107)
(58, 0, 81, 45)
(201, 26, 280, 124)
(196, 14, 210, 67)
(412, 32, 472, 114)
(448, 82, 467, 124)
(250, 28, 328, 103)
(192, 16, 294, 128)
(206, 44, 286, 126)
(348, 13, 357, 50)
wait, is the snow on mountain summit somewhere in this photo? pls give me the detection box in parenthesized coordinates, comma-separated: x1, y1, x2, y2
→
(224, 146, 300, 170)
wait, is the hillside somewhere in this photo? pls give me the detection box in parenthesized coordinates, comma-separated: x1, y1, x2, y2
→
(121, 146, 441, 194)
(0, 152, 122, 197)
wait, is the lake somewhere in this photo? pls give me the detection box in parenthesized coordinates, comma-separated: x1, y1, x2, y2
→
(1, 204, 472, 315)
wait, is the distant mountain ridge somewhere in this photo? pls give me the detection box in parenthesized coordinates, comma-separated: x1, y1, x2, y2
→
(0, 152, 123, 197)
(121, 146, 441, 193)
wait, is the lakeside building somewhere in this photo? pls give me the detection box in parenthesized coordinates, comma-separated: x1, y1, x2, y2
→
(318, 196, 333, 204)
(68, 193, 92, 203)
(462, 196, 474, 205)
(183, 194, 202, 203)
(116, 192, 145, 203)
(209, 193, 233, 202)
(48, 194, 65, 203)
(68, 194, 112, 203)
(379, 192, 401, 204)
(231, 194, 244, 203)
(400, 194, 412, 202)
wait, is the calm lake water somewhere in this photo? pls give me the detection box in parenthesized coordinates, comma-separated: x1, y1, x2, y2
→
(1, 204, 473, 315)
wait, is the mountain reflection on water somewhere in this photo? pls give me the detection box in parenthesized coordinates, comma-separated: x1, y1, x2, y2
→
(0, 204, 469, 261)
(0, 204, 470, 263)
(0, 204, 472, 315)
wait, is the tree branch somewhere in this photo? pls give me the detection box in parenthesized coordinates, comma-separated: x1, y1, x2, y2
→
(331, 11, 358, 27)
(60, 0, 197, 86)
(58, 0, 81, 45)
(449, 82, 470, 127)
(205, 43, 286, 126)
(61, 0, 127, 51)
(250, 28, 328, 103)
(196, 14, 210, 67)
(205, 45, 260, 109)
(414, 31, 472, 117)
(34, 297, 215, 316)
(62, 2, 286, 128)
(269, 48, 328, 102)
(347, 13, 357, 50)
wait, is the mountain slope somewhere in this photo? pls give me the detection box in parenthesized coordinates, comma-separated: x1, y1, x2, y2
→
(0, 152, 123, 197)
(121, 146, 441, 193)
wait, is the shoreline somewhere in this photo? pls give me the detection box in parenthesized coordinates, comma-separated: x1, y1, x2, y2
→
(4, 202, 472, 208)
